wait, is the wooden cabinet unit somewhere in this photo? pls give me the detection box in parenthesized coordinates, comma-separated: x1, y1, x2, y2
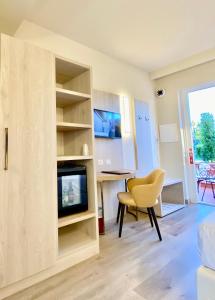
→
(0, 34, 57, 287)
(0, 34, 98, 299)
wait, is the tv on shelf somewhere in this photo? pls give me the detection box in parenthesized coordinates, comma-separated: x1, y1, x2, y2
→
(94, 109, 122, 139)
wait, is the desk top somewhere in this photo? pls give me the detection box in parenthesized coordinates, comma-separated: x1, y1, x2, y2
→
(97, 171, 135, 182)
(97, 172, 183, 185)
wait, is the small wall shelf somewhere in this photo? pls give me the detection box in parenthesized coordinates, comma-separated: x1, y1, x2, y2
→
(57, 122, 92, 131)
(56, 87, 90, 107)
(58, 211, 96, 228)
(57, 155, 93, 161)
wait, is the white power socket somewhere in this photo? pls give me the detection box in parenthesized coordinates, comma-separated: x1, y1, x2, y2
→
(98, 159, 104, 166)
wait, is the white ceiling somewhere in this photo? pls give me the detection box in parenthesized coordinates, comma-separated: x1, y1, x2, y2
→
(1, 0, 215, 71)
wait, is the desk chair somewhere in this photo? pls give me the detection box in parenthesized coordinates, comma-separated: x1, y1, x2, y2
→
(117, 169, 165, 240)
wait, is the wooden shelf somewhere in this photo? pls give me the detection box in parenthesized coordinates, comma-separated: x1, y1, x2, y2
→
(56, 87, 90, 107)
(56, 56, 90, 84)
(57, 155, 93, 161)
(58, 229, 96, 258)
(58, 211, 96, 228)
(57, 122, 92, 131)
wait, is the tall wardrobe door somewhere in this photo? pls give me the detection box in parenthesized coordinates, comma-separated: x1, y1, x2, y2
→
(0, 34, 57, 287)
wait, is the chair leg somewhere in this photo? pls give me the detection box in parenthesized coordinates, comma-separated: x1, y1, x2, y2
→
(211, 182, 215, 198)
(119, 204, 125, 238)
(150, 207, 162, 241)
(201, 181, 207, 201)
(116, 202, 121, 224)
(147, 208, 153, 227)
(197, 180, 200, 193)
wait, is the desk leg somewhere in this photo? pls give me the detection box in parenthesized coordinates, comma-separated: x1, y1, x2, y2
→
(99, 182, 105, 235)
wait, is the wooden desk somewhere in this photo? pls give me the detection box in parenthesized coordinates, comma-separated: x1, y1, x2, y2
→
(97, 171, 135, 234)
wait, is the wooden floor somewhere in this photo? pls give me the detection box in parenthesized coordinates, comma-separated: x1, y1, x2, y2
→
(5, 204, 215, 300)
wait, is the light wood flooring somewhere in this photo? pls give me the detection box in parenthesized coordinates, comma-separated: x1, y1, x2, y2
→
(5, 204, 215, 300)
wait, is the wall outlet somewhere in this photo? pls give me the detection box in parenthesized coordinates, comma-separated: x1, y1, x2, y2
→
(106, 159, 111, 165)
(98, 159, 104, 166)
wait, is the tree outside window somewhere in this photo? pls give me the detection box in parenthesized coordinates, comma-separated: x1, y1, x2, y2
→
(192, 112, 215, 162)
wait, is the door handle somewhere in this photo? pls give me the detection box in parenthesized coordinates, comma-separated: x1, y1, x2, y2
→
(4, 128, 8, 170)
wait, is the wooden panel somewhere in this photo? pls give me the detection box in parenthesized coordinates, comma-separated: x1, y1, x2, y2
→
(58, 212, 96, 228)
(63, 70, 91, 94)
(57, 122, 92, 131)
(93, 90, 123, 172)
(56, 87, 91, 107)
(0, 34, 57, 287)
(57, 155, 93, 161)
(84, 160, 98, 212)
(58, 219, 97, 258)
(57, 131, 64, 156)
(57, 129, 92, 156)
(55, 56, 89, 84)
(93, 90, 124, 221)
(56, 107, 64, 122)
(63, 100, 92, 124)
(64, 129, 93, 156)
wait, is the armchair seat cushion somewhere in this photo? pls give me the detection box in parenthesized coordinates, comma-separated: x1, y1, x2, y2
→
(117, 192, 158, 208)
(117, 192, 136, 206)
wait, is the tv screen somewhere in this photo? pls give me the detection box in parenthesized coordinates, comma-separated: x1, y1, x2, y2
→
(94, 109, 122, 139)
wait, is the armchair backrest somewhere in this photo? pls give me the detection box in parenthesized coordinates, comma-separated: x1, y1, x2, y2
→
(129, 169, 165, 208)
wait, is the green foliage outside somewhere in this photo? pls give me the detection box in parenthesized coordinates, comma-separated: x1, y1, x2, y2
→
(192, 112, 215, 162)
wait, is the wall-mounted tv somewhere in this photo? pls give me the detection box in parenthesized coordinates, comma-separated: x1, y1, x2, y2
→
(94, 109, 122, 139)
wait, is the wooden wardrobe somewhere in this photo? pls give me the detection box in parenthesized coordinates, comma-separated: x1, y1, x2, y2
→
(0, 33, 98, 299)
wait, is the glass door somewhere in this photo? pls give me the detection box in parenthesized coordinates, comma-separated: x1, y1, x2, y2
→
(188, 87, 215, 204)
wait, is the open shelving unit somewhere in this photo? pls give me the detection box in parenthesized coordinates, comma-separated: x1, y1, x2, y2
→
(55, 55, 99, 263)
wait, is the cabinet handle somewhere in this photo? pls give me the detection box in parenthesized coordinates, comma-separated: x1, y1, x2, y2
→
(4, 128, 8, 170)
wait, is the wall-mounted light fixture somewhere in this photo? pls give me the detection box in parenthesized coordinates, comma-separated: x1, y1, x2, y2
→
(120, 95, 131, 137)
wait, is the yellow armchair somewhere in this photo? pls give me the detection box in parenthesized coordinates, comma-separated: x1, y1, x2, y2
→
(117, 168, 165, 239)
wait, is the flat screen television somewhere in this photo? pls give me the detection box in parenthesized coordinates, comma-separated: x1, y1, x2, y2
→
(94, 109, 122, 139)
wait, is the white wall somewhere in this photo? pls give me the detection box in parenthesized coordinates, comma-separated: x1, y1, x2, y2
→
(15, 20, 158, 220)
(154, 59, 215, 186)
